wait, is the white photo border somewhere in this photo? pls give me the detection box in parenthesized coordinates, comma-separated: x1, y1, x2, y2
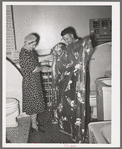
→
(2, 1, 120, 148)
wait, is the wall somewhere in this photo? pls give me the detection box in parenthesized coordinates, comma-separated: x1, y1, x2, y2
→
(13, 5, 111, 54)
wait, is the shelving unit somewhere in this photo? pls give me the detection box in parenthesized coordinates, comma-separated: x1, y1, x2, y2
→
(40, 60, 58, 107)
(41, 71, 53, 107)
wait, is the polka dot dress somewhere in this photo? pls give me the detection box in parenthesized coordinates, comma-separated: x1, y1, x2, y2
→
(19, 48, 45, 115)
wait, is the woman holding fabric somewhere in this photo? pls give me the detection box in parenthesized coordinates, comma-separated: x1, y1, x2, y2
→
(51, 27, 94, 142)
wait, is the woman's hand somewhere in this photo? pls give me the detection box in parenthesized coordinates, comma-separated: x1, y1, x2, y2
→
(33, 66, 42, 73)
(33, 66, 51, 73)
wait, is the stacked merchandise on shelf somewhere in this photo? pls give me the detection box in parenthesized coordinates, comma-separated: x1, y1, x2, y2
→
(37, 61, 59, 128)
(41, 71, 53, 107)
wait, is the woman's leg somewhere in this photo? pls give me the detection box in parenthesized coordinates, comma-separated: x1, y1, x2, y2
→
(31, 114, 38, 131)
(31, 113, 45, 133)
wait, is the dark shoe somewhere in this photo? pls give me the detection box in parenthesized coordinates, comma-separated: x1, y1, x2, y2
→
(38, 127, 45, 133)
(30, 127, 38, 133)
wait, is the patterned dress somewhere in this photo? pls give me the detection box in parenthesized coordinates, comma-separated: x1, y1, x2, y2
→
(19, 48, 45, 115)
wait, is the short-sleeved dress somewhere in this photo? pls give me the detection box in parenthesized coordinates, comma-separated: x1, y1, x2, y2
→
(19, 47, 45, 115)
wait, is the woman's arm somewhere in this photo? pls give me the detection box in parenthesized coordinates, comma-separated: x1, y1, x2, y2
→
(38, 54, 53, 62)
(32, 65, 51, 73)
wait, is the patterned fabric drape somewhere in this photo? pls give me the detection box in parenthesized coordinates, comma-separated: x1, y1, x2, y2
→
(51, 37, 94, 143)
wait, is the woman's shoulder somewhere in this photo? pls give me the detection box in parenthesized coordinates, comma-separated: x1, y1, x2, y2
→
(74, 39, 83, 47)
(73, 37, 91, 50)
(20, 47, 26, 52)
(19, 47, 29, 58)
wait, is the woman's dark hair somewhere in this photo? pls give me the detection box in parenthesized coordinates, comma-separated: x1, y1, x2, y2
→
(61, 26, 81, 40)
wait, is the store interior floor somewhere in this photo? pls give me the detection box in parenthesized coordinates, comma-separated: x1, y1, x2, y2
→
(28, 123, 72, 143)
(6, 113, 96, 144)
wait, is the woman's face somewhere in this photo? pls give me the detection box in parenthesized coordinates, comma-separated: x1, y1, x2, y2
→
(62, 33, 74, 45)
(30, 41, 37, 48)
(26, 41, 37, 50)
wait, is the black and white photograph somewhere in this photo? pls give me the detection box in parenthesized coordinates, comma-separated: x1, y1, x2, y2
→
(2, 1, 120, 148)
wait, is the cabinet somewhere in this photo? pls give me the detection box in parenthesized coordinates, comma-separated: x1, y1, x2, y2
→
(88, 121, 111, 143)
(89, 18, 111, 47)
(95, 78, 111, 121)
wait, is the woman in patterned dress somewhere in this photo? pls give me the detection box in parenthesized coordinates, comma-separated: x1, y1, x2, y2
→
(19, 33, 52, 132)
